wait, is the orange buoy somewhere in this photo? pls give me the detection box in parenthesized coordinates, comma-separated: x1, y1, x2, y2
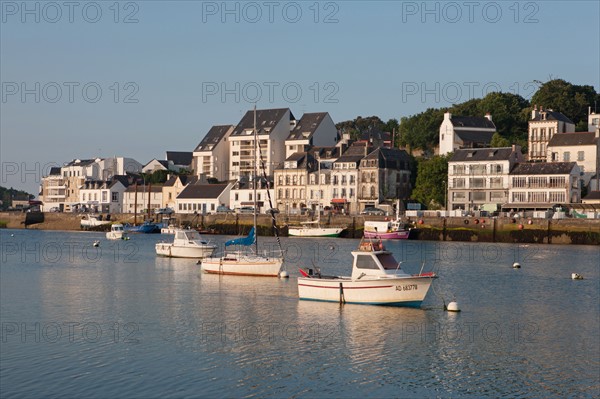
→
(418, 219, 424, 225)
(518, 224, 524, 230)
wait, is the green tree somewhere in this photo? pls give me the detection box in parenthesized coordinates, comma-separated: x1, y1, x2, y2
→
(490, 132, 510, 147)
(411, 155, 449, 210)
(530, 79, 598, 129)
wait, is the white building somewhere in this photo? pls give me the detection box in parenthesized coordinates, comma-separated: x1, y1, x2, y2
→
(228, 108, 295, 181)
(528, 106, 575, 161)
(439, 112, 496, 155)
(547, 131, 600, 188)
(79, 178, 128, 214)
(123, 184, 163, 214)
(176, 182, 235, 215)
(192, 125, 234, 182)
(507, 162, 581, 208)
(448, 146, 524, 212)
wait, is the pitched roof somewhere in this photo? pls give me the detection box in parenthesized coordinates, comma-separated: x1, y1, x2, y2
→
(177, 183, 229, 199)
(144, 159, 170, 169)
(547, 132, 598, 147)
(510, 162, 578, 175)
(531, 110, 574, 124)
(65, 159, 97, 167)
(49, 167, 61, 176)
(359, 127, 391, 142)
(454, 129, 495, 144)
(364, 147, 412, 168)
(163, 175, 199, 187)
(231, 108, 294, 136)
(583, 191, 600, 201)
(335, 143, 372, 164)
(194, 125, 234, 151)
(166, 151, 193, 166)
(450, 116, 495, 129)
(287, 112, 329, 140)
(450, 147, 517, 162)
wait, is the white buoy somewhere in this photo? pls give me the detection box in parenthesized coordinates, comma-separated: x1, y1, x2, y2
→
(10, 234, 14, 237)
(572, 273, 583, 280)
(279, 270, 289, 278)
(93, 240, 100, 247)
(445, 300, 460, 312)
(513, 262, 521, 269)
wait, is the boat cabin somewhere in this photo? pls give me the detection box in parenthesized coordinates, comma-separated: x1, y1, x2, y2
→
(175, 230, 209, 245)
(351, 240, 406, 280)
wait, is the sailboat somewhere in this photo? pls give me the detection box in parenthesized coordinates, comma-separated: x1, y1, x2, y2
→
(200, 106, 285, 277)
(288, 153, 345, 237)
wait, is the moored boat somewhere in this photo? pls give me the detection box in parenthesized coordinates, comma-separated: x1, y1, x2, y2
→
(106, 223, 128, 240)
(288, 220, 344, 237)
(363, 219, 413, 240)
(80, 214, 111, 229)
(297, 238, 436, 306)
(155, 229, 217, 258)
(125, 221, 161, 234)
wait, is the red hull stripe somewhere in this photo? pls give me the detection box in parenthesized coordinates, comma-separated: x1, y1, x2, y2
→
(298, 283, 393, 289)
(203, 270, 278, 277)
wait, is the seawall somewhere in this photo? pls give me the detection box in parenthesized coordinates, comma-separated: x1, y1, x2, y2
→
(1, 212, 599, 245)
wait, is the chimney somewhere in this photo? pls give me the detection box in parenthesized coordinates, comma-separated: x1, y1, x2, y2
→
(444, 112, 452, 121)
(484, 112, 492, 122)
(531, 105, 538, 120)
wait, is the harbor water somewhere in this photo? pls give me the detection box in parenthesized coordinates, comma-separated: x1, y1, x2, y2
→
(1, 229, 599, 398)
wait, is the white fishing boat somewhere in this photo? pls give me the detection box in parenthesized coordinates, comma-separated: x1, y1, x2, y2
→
(80, 214, 111, 229)
(155, 229, 217, 258)
(288, 220, 344, 237)
(200, 106, 285, 277)
(106, 223, 128, 240)
(297, 238, 437, 306)
(160, 224, 178, 234)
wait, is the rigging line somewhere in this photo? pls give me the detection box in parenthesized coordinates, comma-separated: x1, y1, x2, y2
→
(256, 137, 284, 258)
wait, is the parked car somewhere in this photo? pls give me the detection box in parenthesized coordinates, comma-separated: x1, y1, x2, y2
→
(216, 205, 234, 213)
(265, 208, 280, 215)
(360, 207, 386, 216)
(48, 207, 60, 213)
(155, 207, 174, 215)
(237, 206, 255, 214)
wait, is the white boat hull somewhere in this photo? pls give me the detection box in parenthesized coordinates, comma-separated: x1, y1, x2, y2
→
(106, 231, 126, 240)
(201, 255, 283, 277)
(288, 227, 344, 237)
(155, 243, 216, 258)
(297, 276, 433, 306)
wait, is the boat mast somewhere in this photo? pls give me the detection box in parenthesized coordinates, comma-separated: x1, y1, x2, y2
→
(253, 104, 258, 254)
(316, 151, 321, 225)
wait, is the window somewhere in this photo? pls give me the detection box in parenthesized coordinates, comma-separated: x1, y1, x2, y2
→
(350, 188, 354, 198)
(577, 151, 585, 161)
(278, 176, 283, 185)
(292, 176, 297, 185)
(549, 177, 565, 188)
(490, 191, 504, 201)
(286, 176, 290, 185)
(472, 192, 486, 201)
(470, 178, 485, 188)
(285, 189, 289, 199)
(249, 193, 253, 201)
(531, 128, 538, 140)
(549, 192, 565, 203)
(356, 255, 379, 269)
(278, 189, 282, 199)
(333, 188, 338, 198)
(370, 186, 376, 198)
(563, 152, 570, 162)
(512, 192, 526, 202)
(470, 165, 486, 174)
(310, 190, 313, 199)
(453, 165, 465, 175)
(333, 176, 338, 185)
(112, 192, 118, 202)
(235, 193, 239, 201)
(211, 204, 215, 211)
(453, 178, 465, 188)
(350, 175, 355, 184)
(540, 128, 546, 140)
(489, 177, 503, 188)
(513, 177, 527, 188)
(452, 192, 466, 200)
(529, 192, 547, 203)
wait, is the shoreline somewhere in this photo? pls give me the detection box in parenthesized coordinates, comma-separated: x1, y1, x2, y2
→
(1, 212, 599, 245)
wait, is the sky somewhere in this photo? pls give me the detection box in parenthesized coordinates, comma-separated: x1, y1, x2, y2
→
(1, 0, 599, 196)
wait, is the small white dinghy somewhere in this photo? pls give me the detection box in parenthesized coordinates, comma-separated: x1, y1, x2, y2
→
(156, 229, 217, 258)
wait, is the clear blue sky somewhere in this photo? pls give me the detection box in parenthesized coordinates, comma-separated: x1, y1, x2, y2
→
(2, 0, 599, 195)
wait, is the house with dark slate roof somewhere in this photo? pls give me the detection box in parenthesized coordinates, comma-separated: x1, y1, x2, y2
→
(528, 106, 575, 161)
(448, 146, 524, 212)
(439, 112, 496, 155)
(175, 182, 235, 214)
(228, 108, 295, 181)
(356, 147, 412, 212)
(143, 159, 172, 173)
(506, 161, 581, 209)
(284, 112, 337, 159)
(547, 131, 600, 187)
(192, 125, 234, 181)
